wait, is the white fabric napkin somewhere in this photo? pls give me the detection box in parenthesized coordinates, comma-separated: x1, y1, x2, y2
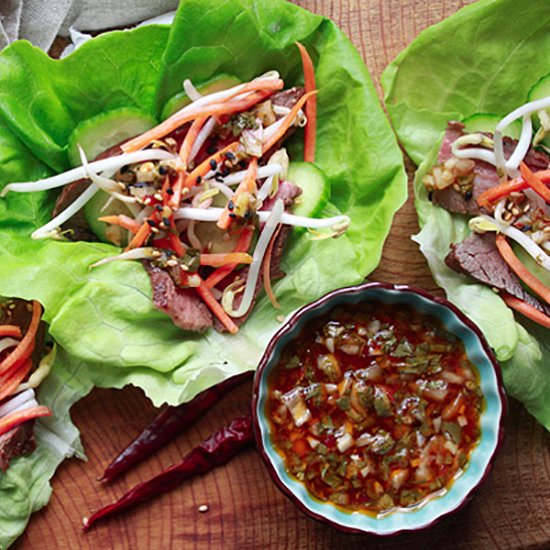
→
(0, 0, 179, 51)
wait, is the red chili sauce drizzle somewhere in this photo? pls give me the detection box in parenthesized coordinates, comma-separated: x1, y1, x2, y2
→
(267, 301, 483, 514)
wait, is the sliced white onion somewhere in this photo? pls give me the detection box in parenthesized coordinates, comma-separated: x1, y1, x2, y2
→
(2, 149, 178, 197)
(0, 336, 19, 355)
(32, 183, 100, 240)
(183, 79, 202, 101)
(90, 247, 157, 268)
(224, 199, 284, 318)
(174, 205, 350, 230)
(0, 388, 35, 418)
(471, 215, 550, 271)
(188, 116, 217, 164)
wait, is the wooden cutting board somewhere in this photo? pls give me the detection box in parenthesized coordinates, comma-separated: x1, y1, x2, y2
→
(14, 1, 550, 548)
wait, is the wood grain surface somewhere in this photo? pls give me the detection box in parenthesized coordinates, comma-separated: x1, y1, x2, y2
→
(14, 1, 550, 548)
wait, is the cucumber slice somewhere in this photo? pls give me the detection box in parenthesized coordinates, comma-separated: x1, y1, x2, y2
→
(287, 162, 330, 218)
(161, 74, 241, 120)
(527, 72, 550, 146)
(83, 190, 134, 246)
(68, 107, 157, 167)
(462, 113, 522, 139)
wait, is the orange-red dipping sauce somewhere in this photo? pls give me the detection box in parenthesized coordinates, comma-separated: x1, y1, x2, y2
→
(267, 302, 483, 514)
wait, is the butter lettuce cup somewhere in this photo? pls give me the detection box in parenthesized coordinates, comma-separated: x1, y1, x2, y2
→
(252, 282, 506, 535)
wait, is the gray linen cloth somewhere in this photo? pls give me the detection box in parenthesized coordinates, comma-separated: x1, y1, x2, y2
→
(0, 0, 179, 51)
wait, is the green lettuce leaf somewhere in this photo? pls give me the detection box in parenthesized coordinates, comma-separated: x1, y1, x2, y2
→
(0, 347, 93, 549)
(0, 0, 406, 407)
(382, 0, 550, 428)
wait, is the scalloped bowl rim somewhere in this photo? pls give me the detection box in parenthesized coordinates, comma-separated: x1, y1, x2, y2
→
(252, 282, 506, 536)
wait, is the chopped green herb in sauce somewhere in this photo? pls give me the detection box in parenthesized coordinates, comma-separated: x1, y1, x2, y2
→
(267, 301, 483, 515)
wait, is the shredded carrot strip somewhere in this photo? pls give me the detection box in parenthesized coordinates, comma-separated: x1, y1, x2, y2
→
(169, 172, 186, 211)
(0, 301, 41, 377)
(185, 142, 241, 192)
(196, 280, 239, 334)
(122, 83, 283, 153)
(179, 116, 208, 169)
(98, 215, 142, 234)
(263, 225, 282, 309)
(296, 42, 317, 163)
(519, 163, 550, 203)
(199, 253, 252, 267)
(0, 325, 22, 339)
(495, 234, 550, 305)
(0, 358, 33, 401)
(501, 292, 550, 329)
(204, 227, 254, 288)
(477, 169, 550, 208)
(168, 216, 186, 257)
(179, 270, 239, 334)
(263, 91, 317, 153)
(217, 158, 257, 230)
(0, 404, 52, 438)
(126, 219, 153, 250)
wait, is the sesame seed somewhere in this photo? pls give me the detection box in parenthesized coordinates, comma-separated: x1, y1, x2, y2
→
(155, 204, 163, 211)
(210, 159, 218, 170)
(226, 151, 235, 160)
(196, 176, 202, 184)
(198, 505, 209, 513)
(228, 200, 235, 211)
(146, 219, 157, 227)
(167, 188, 174, 195)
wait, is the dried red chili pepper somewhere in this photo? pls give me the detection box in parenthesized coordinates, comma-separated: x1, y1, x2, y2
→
(100, 371, 252, 482)
(83, 414, 253, 531)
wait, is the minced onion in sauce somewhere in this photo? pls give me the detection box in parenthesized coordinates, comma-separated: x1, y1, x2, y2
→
(267, 302, 483, 515)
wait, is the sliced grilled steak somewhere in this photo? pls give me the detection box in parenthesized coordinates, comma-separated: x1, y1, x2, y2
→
(433, 121, 550, 215)
(272, 87, 305, 112)
(144, 263, 213, 333)
(0, 422, 36, 471)
(445, 232, 550, 315)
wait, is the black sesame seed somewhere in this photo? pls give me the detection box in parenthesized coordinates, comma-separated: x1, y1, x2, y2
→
(166, 188, 174, 195)
(158, 166, 167, 175)
(155, 204, 163, 211)
(221, 166, 230, 176)
(226, 151, 235, 160)
(210, 159, 218, 170)
(229, 213, 237, 219)
(146, 219, 157, 227)
(464, 191, 473, 200)
(228, 200, 235, 211)
(162, 217, 170, 226)
(196, 175, 202, 184)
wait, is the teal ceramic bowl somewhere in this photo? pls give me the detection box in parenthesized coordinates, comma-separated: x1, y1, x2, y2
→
(252, 282, 506, 535)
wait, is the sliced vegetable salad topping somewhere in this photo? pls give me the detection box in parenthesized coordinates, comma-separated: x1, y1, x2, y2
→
(423, 96, 550, 329)
(1, 45, 350, 334)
